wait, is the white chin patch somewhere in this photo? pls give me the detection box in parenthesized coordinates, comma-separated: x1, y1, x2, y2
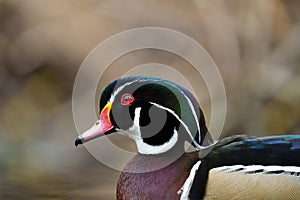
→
(123, 107, 178, 155)
(136, 129, 178, 154)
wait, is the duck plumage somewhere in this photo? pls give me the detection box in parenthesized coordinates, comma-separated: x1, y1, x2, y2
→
(75, 76, 300, 200)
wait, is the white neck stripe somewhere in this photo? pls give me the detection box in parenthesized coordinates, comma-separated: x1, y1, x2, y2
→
(178, 161, 202, 200)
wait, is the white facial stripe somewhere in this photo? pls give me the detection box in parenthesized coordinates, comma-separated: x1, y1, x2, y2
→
(109, 78, 201, 144)
(127, 107, 142, 140)
(154, 79, 201, 144)
(181, 92, 202, 144)
(150, 102, 206, 150)
(178, 161, 202, 200)
(109, 80, 138, 102)
(168, 86, 202, 144)
(109, 78, 155, 103)
(151, 79, 202, 144)
(215, 165, 300, 176)
(115, 107, 142, 139)
(108, 77, 206, 151)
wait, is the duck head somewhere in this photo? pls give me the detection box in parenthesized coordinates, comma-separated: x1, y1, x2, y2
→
(75, 76, 213, 155)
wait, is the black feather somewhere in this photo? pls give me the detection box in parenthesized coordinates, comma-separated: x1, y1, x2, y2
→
(205, 135, 300, 169)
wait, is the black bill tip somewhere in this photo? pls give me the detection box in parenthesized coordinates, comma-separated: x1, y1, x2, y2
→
(75, 137, 83, 147)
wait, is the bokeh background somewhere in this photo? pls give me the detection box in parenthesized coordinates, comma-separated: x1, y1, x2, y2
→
(0, 0, 300, 199)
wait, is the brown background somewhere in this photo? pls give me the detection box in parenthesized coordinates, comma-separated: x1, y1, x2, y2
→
(0, 0, 300, 199)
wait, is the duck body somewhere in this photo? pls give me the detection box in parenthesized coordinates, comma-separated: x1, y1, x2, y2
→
(117, 135, 300, 200)
(117, 152, 199, 200)
(75, 76, 300, 200)
(206, 165, 300, 200)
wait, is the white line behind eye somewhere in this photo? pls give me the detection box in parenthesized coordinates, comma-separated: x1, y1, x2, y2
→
(149, 102, 210, 150)
(109, 80, 139, 103)
(109, 78, 204, 147)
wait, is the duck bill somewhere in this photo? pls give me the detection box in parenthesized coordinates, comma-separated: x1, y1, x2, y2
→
(75, 102, 114, 146)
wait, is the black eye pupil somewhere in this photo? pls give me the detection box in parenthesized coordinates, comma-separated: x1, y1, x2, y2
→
(124, 96, 130, 101)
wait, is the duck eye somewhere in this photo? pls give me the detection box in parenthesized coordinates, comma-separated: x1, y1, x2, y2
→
(121, 93, 134, 106)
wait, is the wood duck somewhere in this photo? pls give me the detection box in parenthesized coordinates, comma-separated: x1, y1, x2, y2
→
(75, 76, 300, 200)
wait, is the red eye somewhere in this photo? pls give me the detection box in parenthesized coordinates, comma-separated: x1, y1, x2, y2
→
(121, 93, 134, 106)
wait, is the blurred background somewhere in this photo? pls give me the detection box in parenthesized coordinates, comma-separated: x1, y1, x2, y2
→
(0, 0, 300, 199)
